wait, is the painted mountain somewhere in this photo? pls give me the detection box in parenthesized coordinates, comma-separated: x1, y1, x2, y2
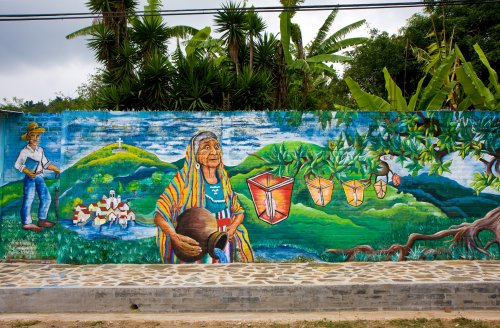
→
(398, 174, 500, 218)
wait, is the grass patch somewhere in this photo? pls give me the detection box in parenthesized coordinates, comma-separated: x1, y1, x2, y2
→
(0, 181, 22, 208)
(11, 321, 41, 328)
(0, 212, 161, 264)
(0, 214, 61, 261)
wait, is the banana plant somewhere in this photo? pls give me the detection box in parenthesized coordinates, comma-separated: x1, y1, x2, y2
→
(455, 44, 499, 110)
(341, 50, 458, 111)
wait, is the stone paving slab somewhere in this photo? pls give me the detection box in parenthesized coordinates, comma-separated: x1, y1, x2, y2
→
(1, 261, 499, 288)
(0, 261, 499, 313)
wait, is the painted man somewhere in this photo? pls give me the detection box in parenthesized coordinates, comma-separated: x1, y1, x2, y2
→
(14, 122, 60, 232)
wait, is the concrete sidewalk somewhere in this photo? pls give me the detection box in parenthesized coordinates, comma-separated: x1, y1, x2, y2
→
(0, 261, 499, 313)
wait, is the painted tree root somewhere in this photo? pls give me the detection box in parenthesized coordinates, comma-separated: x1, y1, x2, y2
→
(326, 207, 500, 261)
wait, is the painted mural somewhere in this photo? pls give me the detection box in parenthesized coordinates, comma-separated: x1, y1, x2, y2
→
(0, 110, 499, 264)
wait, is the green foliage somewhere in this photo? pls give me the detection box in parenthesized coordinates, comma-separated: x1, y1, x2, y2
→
(0, 181, 23, 208)
(0, 215, 62, 261)
(185, 26, 212, 58)
(126, 180, 140, 196)
(384, 68, 409, 111)
(170, 56, 219, 110)
(57, 232, 161, 264)
(345, 42, 499, 111)
(232, 66, 272, 110)
(248, 112, 499, 194)
(471, 173, 499, 195)
(343, 29, 425, 99)
(343, 77, 390, 111)
(279, 11, 293, 65)
(214, 1, 248, 73)
(137, 51, 173, 109)
(455, 45, 499, 110)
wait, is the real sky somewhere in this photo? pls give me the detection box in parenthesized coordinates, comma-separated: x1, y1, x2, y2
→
(0, 0, 423, 104)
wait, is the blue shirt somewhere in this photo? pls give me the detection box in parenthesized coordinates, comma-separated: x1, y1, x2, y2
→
(204, 178, 227, 213)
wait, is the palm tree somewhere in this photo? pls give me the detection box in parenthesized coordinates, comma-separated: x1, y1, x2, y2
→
(214, 1, 247, 75)
(244, 6, 267, 70)
(254, 32, 280, 71)
(130, 0, 198, 62)
(68, 0, 138, 70)
(68, 0, 198, 109)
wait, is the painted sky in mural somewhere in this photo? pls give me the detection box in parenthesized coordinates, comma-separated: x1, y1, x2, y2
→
(1, 111, 492, 192)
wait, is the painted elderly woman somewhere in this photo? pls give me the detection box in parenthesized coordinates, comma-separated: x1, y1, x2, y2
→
(154, 131, 254, 263)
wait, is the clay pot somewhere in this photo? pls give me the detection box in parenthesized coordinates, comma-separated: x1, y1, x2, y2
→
(306, 177, 334, 207)
(341, 180, 366, 207)
(246, 171, 294, 225)
(374, 179, 387, 199)
(173, 207, 228, 262)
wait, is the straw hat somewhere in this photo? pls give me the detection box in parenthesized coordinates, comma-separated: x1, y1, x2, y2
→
(21, 122, 46, 140)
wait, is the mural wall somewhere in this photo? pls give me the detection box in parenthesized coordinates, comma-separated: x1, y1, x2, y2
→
(0, 110, 499, 264)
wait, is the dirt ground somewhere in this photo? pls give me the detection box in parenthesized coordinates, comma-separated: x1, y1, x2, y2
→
(1, 311, 500, 328)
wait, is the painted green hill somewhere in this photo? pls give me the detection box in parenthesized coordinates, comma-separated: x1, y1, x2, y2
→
(230, 165, 448, 259)
(66, 143, 176, 178)
(58, 143, 177, 223)
(227, 141, 451, 260)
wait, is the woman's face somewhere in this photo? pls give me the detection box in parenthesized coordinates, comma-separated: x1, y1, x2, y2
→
(196, 138, 221, 169)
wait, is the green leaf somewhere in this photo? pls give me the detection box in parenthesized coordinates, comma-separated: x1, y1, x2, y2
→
(344, 77, 391, 111)
(66, 24, 100, 39)
(418, 52, 456, 110)
(289, 58, 310, 72)
(326, 20, 366, 45)
(442, 160, 452, 174)
(185, 26, 211, 57)
(456, 63, 496, 110)
(322, 37, 368, 54)
(308, 9, 338, 55)
(408, 75, 426, 111)
(306, 54, 352, 63)
(383, 67, 408, 111)
(279, 11, 293, 65)
(473, 43, 499, 96)
(457, 97, 473, 110)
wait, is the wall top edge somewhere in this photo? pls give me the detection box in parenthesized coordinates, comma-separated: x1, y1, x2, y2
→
(2, 109, 498, 115)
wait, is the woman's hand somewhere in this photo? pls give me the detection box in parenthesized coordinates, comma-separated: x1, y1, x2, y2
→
(226, 226, 237, 241)
(171, 233, 202, 257)
(226, 212, 244, 241)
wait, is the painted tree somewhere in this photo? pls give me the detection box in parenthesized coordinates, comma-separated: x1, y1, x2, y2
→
(91, 173, 103, 187)
(126, 180, 140, 197)
(102, 173, 114, 190)
(255, 109, 499, 261)
(327, 207, 500, 261)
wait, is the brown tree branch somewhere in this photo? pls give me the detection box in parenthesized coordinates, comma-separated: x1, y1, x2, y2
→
(326, 207, 500, 261)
